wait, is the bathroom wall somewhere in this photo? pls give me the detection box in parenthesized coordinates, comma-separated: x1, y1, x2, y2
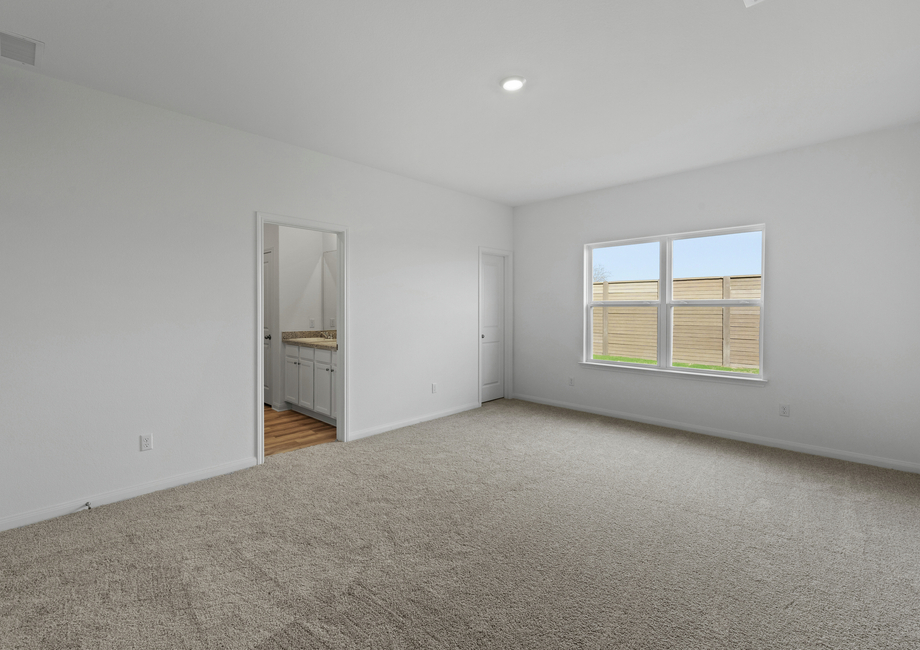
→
(278, 226, 324, 332)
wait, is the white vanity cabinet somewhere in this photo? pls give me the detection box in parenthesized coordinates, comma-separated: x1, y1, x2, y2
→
(298, 348, 315, 411)
(284, 345, 315, 410)
(313, 349, 333, 417)
(284, 344, 336, 421)
(283, 345, 299, 404)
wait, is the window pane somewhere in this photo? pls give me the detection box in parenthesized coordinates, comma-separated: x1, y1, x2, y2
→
(672, 232, 761, 299)
(672, 306, 760, 373)
(592, 241, 659, 300)
(592, 306, 658, 364)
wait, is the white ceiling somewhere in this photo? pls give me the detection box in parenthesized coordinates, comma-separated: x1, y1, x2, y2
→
(2, 1, 919, 206)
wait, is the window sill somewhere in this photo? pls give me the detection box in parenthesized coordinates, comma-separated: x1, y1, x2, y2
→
(578, 361, 768, 385)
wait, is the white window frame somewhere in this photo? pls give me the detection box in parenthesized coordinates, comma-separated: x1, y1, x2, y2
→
(582, 224, 766, 384)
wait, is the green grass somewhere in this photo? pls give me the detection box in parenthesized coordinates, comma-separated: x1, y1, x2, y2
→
(593, 355, 759, 374)
(593, 354, 656, 365)
(672, 362, 759, 374)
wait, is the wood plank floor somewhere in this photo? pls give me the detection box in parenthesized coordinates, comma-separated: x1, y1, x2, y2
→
(264, 405, 337, 456)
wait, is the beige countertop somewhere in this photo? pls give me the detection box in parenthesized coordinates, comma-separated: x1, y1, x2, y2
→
(284, 338, 338, 351)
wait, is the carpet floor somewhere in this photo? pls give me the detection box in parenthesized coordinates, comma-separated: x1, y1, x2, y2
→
(2, 399, 919, 649)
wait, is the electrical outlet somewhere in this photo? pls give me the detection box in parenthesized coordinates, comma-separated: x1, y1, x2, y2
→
(309, 318, 315, 328)
(140, 434, 153, 451)
(779, 404, 790, 418)
(431, 383, 437, 394)
(568, 377, 574, 386)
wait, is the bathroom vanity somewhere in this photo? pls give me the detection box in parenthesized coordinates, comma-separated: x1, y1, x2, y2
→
(283, 338, 338, 424)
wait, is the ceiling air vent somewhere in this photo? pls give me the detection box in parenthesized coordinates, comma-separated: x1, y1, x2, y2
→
(0, 31, 42, 67)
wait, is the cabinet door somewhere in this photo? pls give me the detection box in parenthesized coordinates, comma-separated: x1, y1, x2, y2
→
(299, 359, 314, 410)
(283, 354, 299, 404)
(313, 360, 331, 416)
(331, 354, 337, 420)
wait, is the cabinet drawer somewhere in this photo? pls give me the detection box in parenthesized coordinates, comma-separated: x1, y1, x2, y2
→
(299, 346, 315, 361)
(285, 345, 299, 358)
(314, 349, 332, 364)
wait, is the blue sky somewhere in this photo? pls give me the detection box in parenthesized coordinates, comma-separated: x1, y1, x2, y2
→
(592, 232, 762, 282)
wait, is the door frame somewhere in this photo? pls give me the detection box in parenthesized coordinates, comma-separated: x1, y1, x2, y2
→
(256, 211, 349, 464)
(262, 246, 277, 406)
(478, 247, 514, 405)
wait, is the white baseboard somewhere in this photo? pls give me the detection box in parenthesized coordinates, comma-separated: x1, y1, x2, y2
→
(348, 402, 481, 442)
(513, 394, 920, 475)
(0, 457, 258, 533)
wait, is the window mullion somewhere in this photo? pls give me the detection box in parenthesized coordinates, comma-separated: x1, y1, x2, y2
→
(669, 299, 763, 307)
(661, 236, 671, 369)
(584, 246, 592, 362)
(589, 300, 659, 308)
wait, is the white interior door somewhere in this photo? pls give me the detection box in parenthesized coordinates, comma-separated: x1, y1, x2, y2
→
(263, 250, 273, 405)
(480, 254, 505, 402)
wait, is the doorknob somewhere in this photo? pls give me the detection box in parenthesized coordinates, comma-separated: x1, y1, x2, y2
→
(481, 334, 484, 339)
(264, 334, 272, 340)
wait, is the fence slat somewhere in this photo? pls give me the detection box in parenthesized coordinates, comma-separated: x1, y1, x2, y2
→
(593, 276, 761, 370)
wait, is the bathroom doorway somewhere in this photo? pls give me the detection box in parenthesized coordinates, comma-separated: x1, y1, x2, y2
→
(256, 212, 347, 463)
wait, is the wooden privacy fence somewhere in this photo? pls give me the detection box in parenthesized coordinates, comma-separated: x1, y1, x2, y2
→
(592, 275, 761, 368)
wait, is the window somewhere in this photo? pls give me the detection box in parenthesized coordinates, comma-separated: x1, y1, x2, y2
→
(585, 225, 764, 379)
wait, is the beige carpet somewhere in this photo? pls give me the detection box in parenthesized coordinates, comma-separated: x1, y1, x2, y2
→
(2, 399, 919, 649)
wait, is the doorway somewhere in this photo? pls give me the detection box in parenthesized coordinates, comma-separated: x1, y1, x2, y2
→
(479, 247, 513, 404)
(256, 212, 347, 464)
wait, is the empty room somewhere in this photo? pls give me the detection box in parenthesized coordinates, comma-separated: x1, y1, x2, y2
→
(1, 1, 919, 648)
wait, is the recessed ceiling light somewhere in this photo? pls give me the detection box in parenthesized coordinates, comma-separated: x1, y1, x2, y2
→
(501, 76, 526, 92)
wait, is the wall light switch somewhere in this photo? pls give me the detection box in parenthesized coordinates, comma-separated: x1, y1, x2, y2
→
(431, 383, 437, 394)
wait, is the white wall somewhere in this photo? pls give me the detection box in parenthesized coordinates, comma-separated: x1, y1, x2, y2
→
(322, 250, 339, 330)
(514, 123, 920, 472)
(278, 226, 324, 332)
(0, 65, 512, 529)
